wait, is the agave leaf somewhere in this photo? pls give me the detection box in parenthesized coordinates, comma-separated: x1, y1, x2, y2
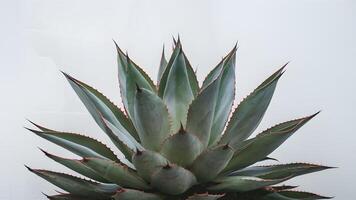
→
(151, 164, 197, 195)
(223, 112, 320, 173)
(190, 144, 234, 182)
(26, 127, 119, 162)
(157, 45, 168, 85)
(101, 118, 141, 161)
(230, 163, 332, 180)
(26, 167, 119, 198)
(82, 157, 150, 190)
(219, 64, 286, 147)
(261, 191, 332, 200)
(112, 188, 163, 200)
(208, 46, 237, 146)
(276, 191, 332, 199)
(133, 87, 171, 151)
(162, 46, 195, 133)
(132, 150, 168, 182)
(39, 149, 109, 183)
(208, 176, 288, 192)
(186, 70, 221, 147)
(44, 193, 105, 200)
(183, 52, 199, 97)
(160, 127, 203, 167)
(62, 72, 139, 142)
(158, 38, 181, 97)
(186, 193, 225, 200)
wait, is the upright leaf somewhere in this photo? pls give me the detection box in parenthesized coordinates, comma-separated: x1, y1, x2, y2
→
(133, 87, 171, 151)
(219, 65, 286, 147)
(157, 45, 168, 85)
(26, 167, 119, 198)
(162, 47, 195, 133)
(223, 112, 320, 173)
(186, 193, 225, 200)
(114, 41, 156, 120)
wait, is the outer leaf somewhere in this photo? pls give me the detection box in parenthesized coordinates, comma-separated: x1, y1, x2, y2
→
(162, 47, 195, 133)
(26, 167, 119, 198)
(208, 47, 236, 146)
(133, 87, 171, 151)
(208, 176, 288, 192)
(157, 45, 168, 85)
(183, 52, 199, 97)
(223, 112, 320, 173)
(262, 191, 332, 200)
(114, 41, 155, 120)
(219, 64, 286, 147)
(82, 157, 150, 190)
(186, 193, 225, 200)
(26, 127, 119, 161)
(112, 188, 163, 200)
(190, 144, 233, 182)
(40, 149, 108, 183)
(230, 163, 332, 180)
(151, 164, 197, 195)
(277, 191, 332, 199)
(132, 150, 168, 182)
(45, 193, 105, 200)
(160, 127, 203, 167)
(62, 72, 139, 143)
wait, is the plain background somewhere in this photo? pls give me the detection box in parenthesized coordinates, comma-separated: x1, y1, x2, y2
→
(1, 0, 355, 199)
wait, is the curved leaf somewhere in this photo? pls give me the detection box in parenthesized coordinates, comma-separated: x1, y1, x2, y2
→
(40, 149, 108, 183)
(132, 150, 168, 182)
(26, 167, 119, 198)
(190, 144, 233, 182)
(112, 188, 163, 200)
(44, 193, 105, 200)
(133, 87, 171, 151)
(262, 191, 332, 200)
(219, 64, 286, 147)
(208, 176, 288, 192)
(82, 157, 150, 190)
(160, 127, 203, 167)
(223, 112, 320, 173)
(186, 193, 225, 200)
(63, 72, 139, 142)
(151, 164, 197, 195)
(230, 163, 333, 180)
(26, 126, 119, 162)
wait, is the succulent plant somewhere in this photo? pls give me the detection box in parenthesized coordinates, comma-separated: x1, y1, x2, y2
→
(26, 38, 333, 200)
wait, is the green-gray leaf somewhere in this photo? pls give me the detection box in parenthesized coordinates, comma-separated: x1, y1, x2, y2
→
(219, 64, 286, 147)
(133, 87, 171, 151)
(112, 188, 164, 200)
(186, 193, 225, 200)
(26, 167, 119, 198)
(223, 112, 320, 173)
(26, 126, 119, 162)
(82, 157, 150, 190)
(40, 149, 108, 183)
(132, 150, 168, 182)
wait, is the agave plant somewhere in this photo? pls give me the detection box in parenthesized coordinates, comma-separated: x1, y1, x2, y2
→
(26, 38, 332, 200)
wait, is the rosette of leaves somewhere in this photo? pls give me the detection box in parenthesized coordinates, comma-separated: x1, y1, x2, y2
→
(26, 38, 333, 200)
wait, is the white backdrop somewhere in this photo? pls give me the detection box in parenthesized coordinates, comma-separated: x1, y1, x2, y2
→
(1, 0, 355, 199)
